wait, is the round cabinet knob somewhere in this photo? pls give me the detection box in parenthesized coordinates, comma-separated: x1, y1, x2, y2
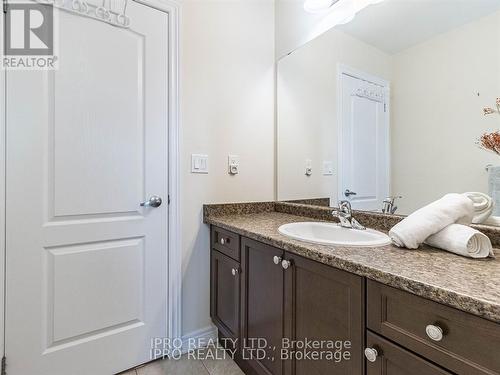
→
(273, 256, 282, 265)
(231, 268, 239, 276)
(281, 260, 291, 270)
(220, 238, 226, 245)
(364, 348, 379, 363)
(425, 324, 444, 342)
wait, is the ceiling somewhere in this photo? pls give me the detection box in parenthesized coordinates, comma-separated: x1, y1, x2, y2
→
(337, 0, 500, 54)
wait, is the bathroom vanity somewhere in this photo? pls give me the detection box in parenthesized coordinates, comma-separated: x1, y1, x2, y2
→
(206, 202, 500, 375)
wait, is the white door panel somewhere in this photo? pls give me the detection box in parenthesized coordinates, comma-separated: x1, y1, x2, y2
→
(339, 72, 389, 211)
(6, 3, 168, 375)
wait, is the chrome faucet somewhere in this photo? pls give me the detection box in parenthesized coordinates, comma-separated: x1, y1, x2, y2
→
(332, 201, 366, 230)
(382, 196, 402, 215)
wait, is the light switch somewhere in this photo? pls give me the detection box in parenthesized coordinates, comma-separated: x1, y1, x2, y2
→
(323, 161, 334, 176)
(191, 154, 208, 174)
(228, 155, 240, 175)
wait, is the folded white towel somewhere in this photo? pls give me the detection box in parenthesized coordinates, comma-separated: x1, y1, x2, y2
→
(425, 224, 495, 259)
(389, 193, 474, 249)
(463, 192, 494, 224)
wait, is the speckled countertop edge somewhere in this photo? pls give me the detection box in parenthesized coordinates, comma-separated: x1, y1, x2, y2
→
(204, 202, 500, 324)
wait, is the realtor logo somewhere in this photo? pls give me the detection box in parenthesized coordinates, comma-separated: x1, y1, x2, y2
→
(3, 2, 58, 69)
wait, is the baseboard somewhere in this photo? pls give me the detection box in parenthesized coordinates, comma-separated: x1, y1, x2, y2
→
(181, 324, 218, 354)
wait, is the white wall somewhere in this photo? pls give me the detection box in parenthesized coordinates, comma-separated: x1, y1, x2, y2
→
(391, 10, 500, 214)
(180, 0, 275, 336)
(277, 26, 391, 202)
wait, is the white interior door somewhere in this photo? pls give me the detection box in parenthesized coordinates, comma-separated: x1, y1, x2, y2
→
(339, 71, 389, 211)
(5, 3, 169, 375)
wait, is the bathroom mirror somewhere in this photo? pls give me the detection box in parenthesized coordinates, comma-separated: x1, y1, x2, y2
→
(277, 0, 500, 225)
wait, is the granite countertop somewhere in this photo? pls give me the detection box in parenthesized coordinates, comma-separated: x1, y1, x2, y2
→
(204, 203, 500, 324)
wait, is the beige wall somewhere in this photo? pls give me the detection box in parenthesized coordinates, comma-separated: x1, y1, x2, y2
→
(277, 26, 391, 203)
(275, 0, 325, 58)
(391, 11, 500, 214)
(180, 0, 275, 336)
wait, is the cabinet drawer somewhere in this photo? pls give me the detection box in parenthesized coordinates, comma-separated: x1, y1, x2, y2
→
(212, 226, 240, 261)
(366, 331, 452, 375)
(367, 280, 500, 375)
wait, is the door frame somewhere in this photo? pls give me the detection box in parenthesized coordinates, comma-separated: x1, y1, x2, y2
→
(336, 63, 391, 208)
(0, 0, 182, 359)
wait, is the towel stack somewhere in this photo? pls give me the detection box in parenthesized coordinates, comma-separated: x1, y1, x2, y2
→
(389, 193, 495, 259)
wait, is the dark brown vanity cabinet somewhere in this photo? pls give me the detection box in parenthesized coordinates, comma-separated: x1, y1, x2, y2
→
(367, 280, 500, 375)
(211, 250, 240, 342)
(241, 238, 285, 375)
(210, 226, 500, 375)
(211, 228, 364, 375)
(210, 227, 241, 345)
(365, 332, 452, 375)
(283, 252, 364, 375)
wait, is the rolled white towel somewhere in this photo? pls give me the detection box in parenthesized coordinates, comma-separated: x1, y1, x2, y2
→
(389, 193, 474, 249)
(463, 192, 494, 224)
(425, 224, 495, 259)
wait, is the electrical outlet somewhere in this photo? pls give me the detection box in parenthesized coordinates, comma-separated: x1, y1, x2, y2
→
(305, 159, 312, 176)
(228, 155, 240, 175)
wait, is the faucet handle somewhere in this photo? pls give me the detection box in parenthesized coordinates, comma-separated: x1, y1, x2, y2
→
(339, 200, 352, 213)
(351, 217, 366, 230)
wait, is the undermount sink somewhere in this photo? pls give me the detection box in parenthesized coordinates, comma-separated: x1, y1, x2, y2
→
(278, 222, 392, 247)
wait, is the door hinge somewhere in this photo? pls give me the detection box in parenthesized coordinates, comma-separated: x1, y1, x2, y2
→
(3, 0, 7, 14)
(168, 195, 171, 205)
(2, 355, 6, 375)
(384, 103, 387, 113)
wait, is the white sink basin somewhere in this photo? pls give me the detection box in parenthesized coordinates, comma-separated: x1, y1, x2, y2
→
(278, 222, 392, 247)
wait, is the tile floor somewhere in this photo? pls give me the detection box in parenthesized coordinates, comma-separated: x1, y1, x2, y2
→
(118, 345, 244, 375)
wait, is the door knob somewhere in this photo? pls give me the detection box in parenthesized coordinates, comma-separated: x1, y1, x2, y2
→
(344, 189, 357, 197)
(140, 195, 163, 208)
(273, 256, 282, 265)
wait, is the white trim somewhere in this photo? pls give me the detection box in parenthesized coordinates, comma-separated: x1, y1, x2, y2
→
(133, 0, 182, 342)
(181, 325, 218, 354)
(336, 63, 391, 207)
(0, 0, 182, 356)
(337, 63, 390, 88)
(0, 10, 5, 359)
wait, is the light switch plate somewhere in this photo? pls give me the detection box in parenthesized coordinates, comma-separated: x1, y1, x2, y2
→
(191, 154, 208, 174)
(323, 161, 334, 176)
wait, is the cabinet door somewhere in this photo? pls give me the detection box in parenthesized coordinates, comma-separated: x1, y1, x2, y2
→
(366, 332, 452, 375)
(241, 238, 285, 375)
(211, 250, 240, 341)
(284, 253, 364, 375)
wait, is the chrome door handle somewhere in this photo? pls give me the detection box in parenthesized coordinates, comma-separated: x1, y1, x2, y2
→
(344, 189, 357, 197)
(140, 195, 163, 208)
